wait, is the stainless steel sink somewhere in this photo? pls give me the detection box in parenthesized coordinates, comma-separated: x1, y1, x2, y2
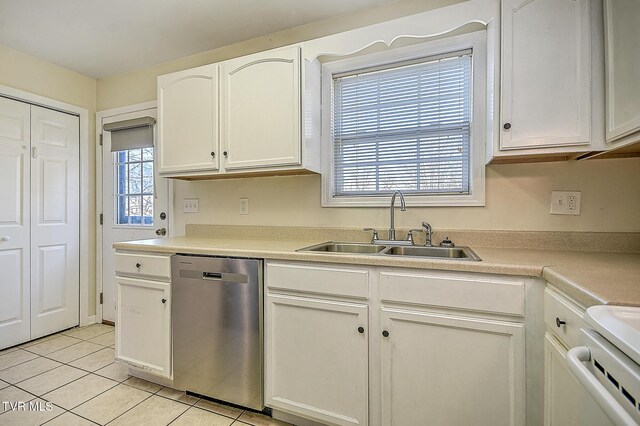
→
(297, 241, 481, 261)
(382, 245, 481, 261)
(298, 242, 387, 254)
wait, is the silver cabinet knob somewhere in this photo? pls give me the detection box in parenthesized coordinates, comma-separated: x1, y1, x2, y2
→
(1, 236, 9, 242)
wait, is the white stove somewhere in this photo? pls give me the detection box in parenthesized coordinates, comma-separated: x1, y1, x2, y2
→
(567, 306, 640, 425)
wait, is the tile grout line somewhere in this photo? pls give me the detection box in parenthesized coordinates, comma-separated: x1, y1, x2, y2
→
(51, 373, 121, 411)
(100, 390, 155, 425)
(12, 366, 91, 395)
(1, 325, 116, 425)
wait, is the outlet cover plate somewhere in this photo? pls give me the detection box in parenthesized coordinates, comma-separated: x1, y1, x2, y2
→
(550, 191, 581, 215)
(183, 198, 199, 213)
(239, 198, 249, 215)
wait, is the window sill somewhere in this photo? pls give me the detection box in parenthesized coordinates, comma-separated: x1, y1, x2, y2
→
(321, 193, 485, 208)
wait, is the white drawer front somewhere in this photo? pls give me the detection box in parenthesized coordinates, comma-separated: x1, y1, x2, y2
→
(266, 262, 369, 299)
(380, 270, 525, 316)
(544, 287, 586, 349)
(115, 252, 171, 280)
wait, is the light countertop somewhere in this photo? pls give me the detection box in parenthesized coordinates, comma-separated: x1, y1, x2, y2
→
(114, 236, 640, 308)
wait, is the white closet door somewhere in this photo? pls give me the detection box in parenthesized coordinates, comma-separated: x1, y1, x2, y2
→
(30, 105, 80, 338)
(0, 97, 31, 348)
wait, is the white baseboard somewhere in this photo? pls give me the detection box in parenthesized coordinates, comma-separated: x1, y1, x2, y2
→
(82, 315, 96, 326)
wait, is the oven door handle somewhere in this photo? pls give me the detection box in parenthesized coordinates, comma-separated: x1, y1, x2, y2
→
(566, 346, 637, 426)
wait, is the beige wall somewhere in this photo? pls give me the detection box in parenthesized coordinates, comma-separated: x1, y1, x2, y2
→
(97, 0, 463, 110)
(0, 43, 98, 315)
(94, 0, 640, 236)
(173, 158, 640, 234)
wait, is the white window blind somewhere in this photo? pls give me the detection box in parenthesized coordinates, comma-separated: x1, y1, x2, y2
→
(332, 50, 472, 197)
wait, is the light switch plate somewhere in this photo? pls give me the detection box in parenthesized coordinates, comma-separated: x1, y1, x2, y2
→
(183, 198, 199, 213)
(550, 191, 581, 215)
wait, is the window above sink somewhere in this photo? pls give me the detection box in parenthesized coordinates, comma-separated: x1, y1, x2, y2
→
(321, 31, 487, 207)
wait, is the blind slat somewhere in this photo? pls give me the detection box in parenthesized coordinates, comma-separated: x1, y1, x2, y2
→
(332, 51, 472, 197)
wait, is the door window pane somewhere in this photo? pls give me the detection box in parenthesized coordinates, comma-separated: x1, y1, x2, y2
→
(115, 148, 154, 225)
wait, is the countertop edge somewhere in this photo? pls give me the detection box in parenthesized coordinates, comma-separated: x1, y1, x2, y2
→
(114, 238, 639, 307)
(113, 240, 545, 277)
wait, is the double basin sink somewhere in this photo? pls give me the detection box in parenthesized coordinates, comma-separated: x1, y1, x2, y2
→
(298, 242, 481, 261)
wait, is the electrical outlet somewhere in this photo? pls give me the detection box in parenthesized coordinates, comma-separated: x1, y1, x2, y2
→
(550, 191, 581, 215)
(239, 198, 249, 215)
(183, 198, 199, 213)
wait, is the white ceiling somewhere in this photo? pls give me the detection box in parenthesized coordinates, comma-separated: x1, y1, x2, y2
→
(0, 0, 398, 79)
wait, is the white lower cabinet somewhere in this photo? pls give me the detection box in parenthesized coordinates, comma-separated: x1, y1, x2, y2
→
(115, 276, 171, 378)
(380, 308, 524, 426)
(265, 294, 369, 426)
(114, 251, 172, 378)
(265, 261, 528, 426)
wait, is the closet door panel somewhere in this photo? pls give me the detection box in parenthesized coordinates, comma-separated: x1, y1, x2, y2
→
(30, 105, 80, 338)
(0, 97, 31, 348)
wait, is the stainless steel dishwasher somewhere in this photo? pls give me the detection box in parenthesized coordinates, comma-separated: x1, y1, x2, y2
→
(172, 255, 263, 411)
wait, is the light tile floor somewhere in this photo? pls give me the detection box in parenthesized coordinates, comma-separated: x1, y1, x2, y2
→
(0, 324, 290, 426)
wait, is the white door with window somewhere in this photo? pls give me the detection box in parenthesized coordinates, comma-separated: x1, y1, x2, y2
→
(100, 107, 169, 323)
(0, 96, 80, 347)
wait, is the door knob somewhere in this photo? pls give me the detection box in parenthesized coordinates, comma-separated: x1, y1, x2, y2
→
(358, 326, 365, 334)
(382, 330, 390, 337)
(162, 298, 167, 304)
(156, 228, 167, 236)
(135, 263, 142, 269)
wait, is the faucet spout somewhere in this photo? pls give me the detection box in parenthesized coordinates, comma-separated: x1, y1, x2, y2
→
(389, 190, 406, 241)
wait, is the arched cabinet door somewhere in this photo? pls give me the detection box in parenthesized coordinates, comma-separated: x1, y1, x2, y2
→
(221, 46, 301, 171)
(158, 63, 219, 174)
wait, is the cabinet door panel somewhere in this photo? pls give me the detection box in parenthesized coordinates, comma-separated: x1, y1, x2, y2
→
(265, 294, 368, 426)
(222, 46, 301, 170)
(158, 64, 219, 174)
(116, 277, 170, 377)
(501, 0, 591, 149)
(604, 0, 640, 143)
(381, 308, 525, 426)
(544, 334, 615, 426)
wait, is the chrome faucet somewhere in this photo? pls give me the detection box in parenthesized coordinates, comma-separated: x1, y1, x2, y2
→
(422, 222, 433, 247)
(389, 190, 406, 241)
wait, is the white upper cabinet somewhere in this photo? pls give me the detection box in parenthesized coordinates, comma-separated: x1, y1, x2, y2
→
(603, 0, 640, 147)
(497, 0, 604, 157)
(221, 46, 301, 171)
(157, 45, 321, 179)
(158, 63, 219, 175)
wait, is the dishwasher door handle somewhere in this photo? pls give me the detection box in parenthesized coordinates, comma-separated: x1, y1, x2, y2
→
(202, 271, 248, 284)
(202, 272, 223, 280)
(566, 346, 637, 426)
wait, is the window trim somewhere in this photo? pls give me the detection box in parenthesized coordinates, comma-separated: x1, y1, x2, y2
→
(321, 31, 487, 207)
